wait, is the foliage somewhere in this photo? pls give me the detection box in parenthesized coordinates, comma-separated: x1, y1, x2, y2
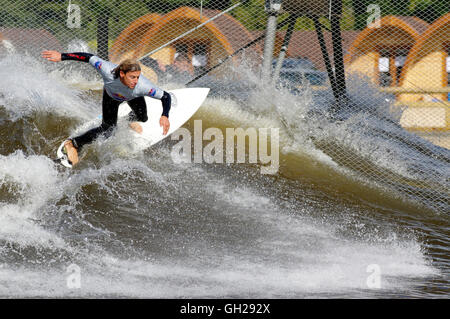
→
(350, 0, 448, 29)
(0, 0, 448, 43)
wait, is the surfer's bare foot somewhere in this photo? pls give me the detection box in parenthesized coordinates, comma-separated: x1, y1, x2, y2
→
(129, 122, 143, 134)
(64, 140, 79, 166)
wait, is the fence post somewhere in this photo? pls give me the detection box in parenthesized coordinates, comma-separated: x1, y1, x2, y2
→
(262, 1, 283, 83)
(272, 14, 298, 84)
(97, 8, 109, 60)
(330, 0, 348, 111)
(313, 16, 338, 101)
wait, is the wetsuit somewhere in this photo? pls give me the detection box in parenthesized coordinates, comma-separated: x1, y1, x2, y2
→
(61, 52, 171, 150)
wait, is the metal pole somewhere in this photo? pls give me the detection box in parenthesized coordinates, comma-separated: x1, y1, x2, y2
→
(312, 16, 338, 99)
(261, 11, 279, 82)
(272, 14, 297, 84)
(137, 2, 241, 62)
(330, 0, 347, 106)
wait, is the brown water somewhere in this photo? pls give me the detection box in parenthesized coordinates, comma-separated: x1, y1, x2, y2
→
(0, 53, 448, 298)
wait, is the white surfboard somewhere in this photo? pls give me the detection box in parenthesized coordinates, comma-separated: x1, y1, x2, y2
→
(55, 87, 209, 168)
(118, 87, 209, 146)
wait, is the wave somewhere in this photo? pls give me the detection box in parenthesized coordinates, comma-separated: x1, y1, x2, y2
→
(0, 52, 446, 297)
(0, 150, 439, 297)
(194, 69, 449, 214)
(1, 52, 448, 215)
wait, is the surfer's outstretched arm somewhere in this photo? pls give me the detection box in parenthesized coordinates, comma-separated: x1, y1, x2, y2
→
(61, 52, 94, 62)
(42, 51, 94, 63)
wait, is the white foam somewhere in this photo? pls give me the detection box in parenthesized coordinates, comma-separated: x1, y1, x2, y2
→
(0, 232, 436, 297)
(0, 156, 439, 297)
(0, 56, 443, 298)
(0, 53, 96, 120)
(0, 151, 65, 248)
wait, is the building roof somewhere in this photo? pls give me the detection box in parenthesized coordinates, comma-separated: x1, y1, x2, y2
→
(133, 6, 260, 61)
(0, 28, 62, 52)
(201, 8, 260, 54)
(109, 13, 161, 62)
(396, 16, 429, 35)
(399, 12, 450, 86)
(252, 30, 360, 71)
(345, 15, 429, 64)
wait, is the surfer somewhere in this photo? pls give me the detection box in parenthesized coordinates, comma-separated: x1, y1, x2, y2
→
(41, 50, 171, 166)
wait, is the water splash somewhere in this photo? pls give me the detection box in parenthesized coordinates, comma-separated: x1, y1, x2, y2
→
(0, 52, 446, 298)
(0, 53, 97, 120)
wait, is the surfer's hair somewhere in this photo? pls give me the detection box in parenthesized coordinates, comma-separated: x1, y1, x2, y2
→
(112, 59, 141, 78)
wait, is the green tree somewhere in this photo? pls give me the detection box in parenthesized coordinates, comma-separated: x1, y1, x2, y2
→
(350, 0, 448, 29)
(232, 0, 266, 30)
(409, 0, 446, 23)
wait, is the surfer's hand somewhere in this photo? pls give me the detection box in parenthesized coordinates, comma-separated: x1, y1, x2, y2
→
(160, 116, 170, 135)
(41, 50, 62, 62)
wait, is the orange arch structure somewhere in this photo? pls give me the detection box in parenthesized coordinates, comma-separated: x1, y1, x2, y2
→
(399, 12, 450, 102)
(109, 13, 161, 63)
(344, 15, 428, 86)
(130, 6, 259, 82)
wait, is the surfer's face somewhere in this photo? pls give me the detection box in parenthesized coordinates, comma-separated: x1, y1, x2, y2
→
(120, 70, 141, 89)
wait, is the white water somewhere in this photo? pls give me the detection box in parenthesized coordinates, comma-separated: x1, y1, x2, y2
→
(0, 53, 445, 297)
(0, 148, 439, 297)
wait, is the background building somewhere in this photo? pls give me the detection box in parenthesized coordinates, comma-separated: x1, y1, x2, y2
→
(399, 12, 450, 103)
(344, 15, 428, 87)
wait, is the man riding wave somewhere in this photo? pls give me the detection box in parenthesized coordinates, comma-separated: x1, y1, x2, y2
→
(41, 50, 171, 166)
